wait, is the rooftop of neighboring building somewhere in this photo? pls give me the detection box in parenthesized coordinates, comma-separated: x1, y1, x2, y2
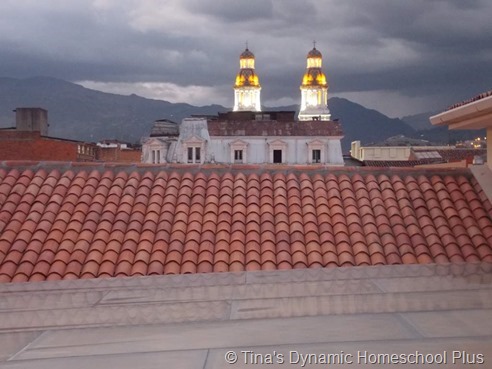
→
(447, 90, 492, 111)
(0, 128, 93, 144)
(149, 119, 179, 137)
(216, 110, 298, 122)
(363, 159, 445, 167)
(342, 155, 364, 167)
(0, 161, 491, 283)
(367, 135, 439, 147)
(430, 90, 492, 130)
(97, 139, 127, 145)
(208, 119, 343, 137)
(204, 110, 343, 137)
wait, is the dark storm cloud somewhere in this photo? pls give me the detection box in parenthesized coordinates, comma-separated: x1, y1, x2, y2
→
(0, 2, 222, 85)
(262, 0, 492, 108)
(353, 0, 492, 55)
(182, 0, 274, 22)
(0, 0, 491, 115)
(340, 0, 492, 100)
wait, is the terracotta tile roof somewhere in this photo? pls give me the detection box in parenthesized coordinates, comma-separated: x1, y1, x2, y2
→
(1, 162, 492, 283)
(363, 159, 444, 167)
(207, 119, 343, 137)
(447, 90, 492, 111)
(394, 148, 487, 166)
(437, 149, 486, 163)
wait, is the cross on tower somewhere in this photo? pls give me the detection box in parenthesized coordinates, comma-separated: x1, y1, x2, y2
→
(313, 40, 316, 49)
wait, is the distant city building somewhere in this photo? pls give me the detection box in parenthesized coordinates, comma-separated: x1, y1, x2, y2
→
(95, 139, 141, 163)
(0, 107, 97, 162)
(141, 45, 344, 165)
(233, 47, 262, 112)
(141, 112, 344, 165)
(456, 136, 487, 149)
(0, 108, 142, 163)
(174, 111, 343, 165)
(141, 119, 179, 164)
(96, 139, 128, 149)
(350, 139, 485, 168)
(351, 140, 415, 162)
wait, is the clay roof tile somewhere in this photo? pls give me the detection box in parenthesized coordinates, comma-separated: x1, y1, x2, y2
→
(2, 165, 492, 282)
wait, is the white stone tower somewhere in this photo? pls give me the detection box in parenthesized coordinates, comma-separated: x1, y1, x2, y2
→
(298, 45, 331, 121)
(233, 48, 261, 112)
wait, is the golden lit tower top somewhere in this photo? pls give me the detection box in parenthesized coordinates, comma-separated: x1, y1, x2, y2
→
(298, 44, 331, 121)
(233, 47, 261, 112)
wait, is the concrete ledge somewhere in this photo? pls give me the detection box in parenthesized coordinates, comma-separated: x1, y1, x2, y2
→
(1, 263, 491, 368)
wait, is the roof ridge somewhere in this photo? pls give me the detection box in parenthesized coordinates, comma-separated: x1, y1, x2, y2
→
(0, 160, 473, 178)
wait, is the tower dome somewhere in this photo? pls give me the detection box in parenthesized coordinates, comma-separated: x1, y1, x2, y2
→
(240, 48, 255, 59)
(307, 47, 322, 58)
(298, 45, 331, 121)
(233, 47, 261, 112)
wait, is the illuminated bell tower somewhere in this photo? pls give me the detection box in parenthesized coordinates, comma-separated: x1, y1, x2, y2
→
(233, 48, 261, 112)
(298, 45, 331, 121)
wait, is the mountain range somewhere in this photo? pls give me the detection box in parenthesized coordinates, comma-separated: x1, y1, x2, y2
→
(0, 77, 478, 152)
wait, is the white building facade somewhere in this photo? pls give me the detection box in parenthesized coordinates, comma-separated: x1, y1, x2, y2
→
(152, 111, 344, 166)
(207, 136, 343, 165)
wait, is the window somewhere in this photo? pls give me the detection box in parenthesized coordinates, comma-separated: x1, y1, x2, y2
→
(187, 146, 201, 163)
(273, 149, 282, 163)
(234, 150, 243, 163)
(255, 113, 270, 121)
(152, 149, 160, 164)
(307, 140, 324, 164)
(230, 140, 248, 164)
(268, 140, 287, 164)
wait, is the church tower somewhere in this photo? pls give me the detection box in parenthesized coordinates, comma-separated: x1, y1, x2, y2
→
(298, 45, 331, 121)
(233, 47, 261, 112)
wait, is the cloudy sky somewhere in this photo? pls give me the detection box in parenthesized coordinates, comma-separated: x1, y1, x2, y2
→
(1, 0, 491, 117)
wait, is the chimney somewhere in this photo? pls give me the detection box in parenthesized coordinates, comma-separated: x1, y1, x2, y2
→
(14, 108, 49, 136)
